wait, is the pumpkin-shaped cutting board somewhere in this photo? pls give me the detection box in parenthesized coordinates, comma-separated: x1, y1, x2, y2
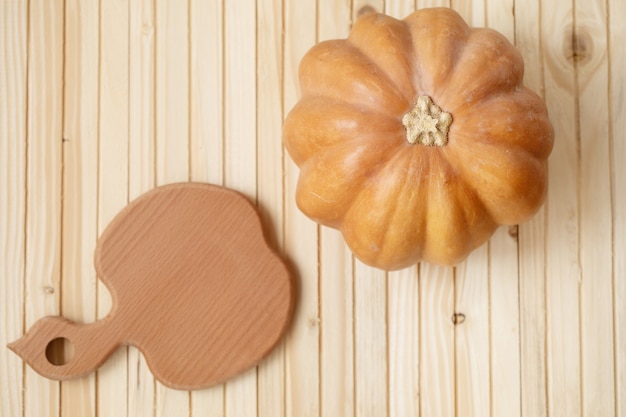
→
(8, 183, 295, 390)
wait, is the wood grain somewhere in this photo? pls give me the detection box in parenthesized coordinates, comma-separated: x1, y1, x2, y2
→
(257, 0, 287, 415)
(188, 0, 225, 415)
(62, 0, 99, 415)
(455, 246, 490, 417)
(486, 5, 522, 417)
(98, 0, 130, 415)
(154, 0, 191, 413)
(515, 2, 549, 416)
(128, 0, 157, 415)
(575, 2, 615, 416)
(609, 0, 626, 415)
(354, 261, 388, 417)
(24, 1, 64, 415)
(0, 2, 27, 417)
(283, 1, 320, 416)
(2, 1, 625, 416)
(542, 1, 582, 416)
(223, 0, 259, 415)
(387, 267, 419, 417)
(385, 3, 419, 417)
(419, 264, 455, 417)
(316, 3, 355, 417)
(352, 2, 386, 415)
(452, 4, 491, 417)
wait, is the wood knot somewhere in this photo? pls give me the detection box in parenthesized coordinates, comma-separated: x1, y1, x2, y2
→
(564, 26, 593, 66)
(452, 313, 466, 325)
(508, 225, 519, 239)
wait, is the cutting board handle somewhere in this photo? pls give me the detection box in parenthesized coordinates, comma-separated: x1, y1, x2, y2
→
(8, 315, 121, 381)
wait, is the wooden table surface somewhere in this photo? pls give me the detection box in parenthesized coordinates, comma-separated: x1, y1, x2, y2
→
(1, 0, 624, 416)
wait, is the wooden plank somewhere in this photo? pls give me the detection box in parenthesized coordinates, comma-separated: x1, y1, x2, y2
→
(353, 0, 384, 16)
(319, 238, 354, 417)
(419, 265, 455, 417)
(574, 1, 615, 416)
(283, 0, 320, 415)
(609, 0, 626, 414)
(61, 0, 100, 415)
(518, 211, 548, 417)
(384, 0, 420, 413)
(542, 0, 581, 415)
(386, 0, 415, 16)
(485, 3, 522, 417)
(410, 4, 453, 417)
(315, 1, 354, 417)
(451, 0, 485, 26)
(189, 0, 223, 185)
(98, 0, 130, 415)
(388, 268, 419, 417)
(223, 0, 256, 198)
(24, 0, 64, 415)
(222, 0, 258, 415)
(154, 0, 190, 414)
(488, 228, 521, 417)
(257, 345, 286, 417)
(256, 0, 287, 415)
(350, 3, 387, 416)
(418, 0, 448, 7)
(128, 0, 156, 415)
(449, 4, 491, 417)
(515, 1, 548, 415)
(155, 0, 190, 186)
(129, 0, 156, 196)
(225, 370, 257, 417)
(454, 246, 490, 417)
(486, 0, 515, 38)
(189, 0, 225, 415)
(353, 262, 388, 417)
(0, 1, 27, 416)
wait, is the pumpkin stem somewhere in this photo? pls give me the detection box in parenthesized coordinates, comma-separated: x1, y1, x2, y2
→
(402, 96, 452, 146)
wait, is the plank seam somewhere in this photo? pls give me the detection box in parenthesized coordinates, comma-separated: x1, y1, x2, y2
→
(220, 0, 226, 187)
(487, 240, 493, 417)
(537, 0, 550, 415)
(570, 1, 584, 416)
(59, 0, 68, 412)
(94, 0, 104, 413)
(21, 1, 32, 416)
(451, 266, 456, 417)
(604, 0, 618, 416)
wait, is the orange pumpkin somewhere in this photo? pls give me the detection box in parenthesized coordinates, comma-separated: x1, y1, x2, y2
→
(283, 8, 554, 270)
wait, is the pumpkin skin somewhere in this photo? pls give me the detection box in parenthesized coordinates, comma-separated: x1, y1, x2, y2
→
(283, 8, 554, 270)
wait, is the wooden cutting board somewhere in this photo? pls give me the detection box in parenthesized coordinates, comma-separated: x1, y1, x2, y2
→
(8, 183, 295, 390)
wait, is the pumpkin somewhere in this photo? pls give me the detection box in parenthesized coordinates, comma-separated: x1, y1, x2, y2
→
(283, 7, 554, 270)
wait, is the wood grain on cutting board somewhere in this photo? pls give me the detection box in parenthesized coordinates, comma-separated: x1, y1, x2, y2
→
(8, 183, 294, 390)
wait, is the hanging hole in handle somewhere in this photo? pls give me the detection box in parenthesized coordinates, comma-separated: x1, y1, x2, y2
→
(45, 337, 75, 366)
